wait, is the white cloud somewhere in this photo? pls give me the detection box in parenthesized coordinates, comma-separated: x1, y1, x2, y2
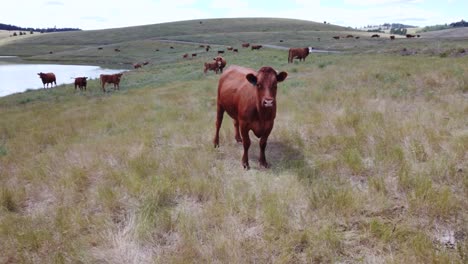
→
(344, 0, 423, 6)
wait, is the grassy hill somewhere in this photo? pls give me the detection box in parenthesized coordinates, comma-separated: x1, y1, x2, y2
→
(0, 18, 467, 263)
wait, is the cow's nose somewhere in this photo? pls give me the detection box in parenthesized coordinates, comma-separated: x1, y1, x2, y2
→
(263, 98, 274, 107)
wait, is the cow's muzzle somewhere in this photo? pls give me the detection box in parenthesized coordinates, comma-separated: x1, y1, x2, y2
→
(262, 98, 274, 107)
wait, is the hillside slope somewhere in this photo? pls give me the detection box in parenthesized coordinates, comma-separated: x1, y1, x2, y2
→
(3, 18, 349, 45)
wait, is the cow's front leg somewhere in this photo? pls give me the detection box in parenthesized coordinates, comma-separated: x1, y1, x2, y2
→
(259, 136, 269, 168)
(240, 125, 251, 170)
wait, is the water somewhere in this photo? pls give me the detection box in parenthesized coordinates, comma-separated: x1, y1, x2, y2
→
(0, 63, 127, 97)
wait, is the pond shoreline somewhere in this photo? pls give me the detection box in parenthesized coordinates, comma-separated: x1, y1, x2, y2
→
(0, 61, 127, 97)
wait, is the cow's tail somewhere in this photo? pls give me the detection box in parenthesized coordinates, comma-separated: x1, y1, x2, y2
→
(288, 50, 292, 63)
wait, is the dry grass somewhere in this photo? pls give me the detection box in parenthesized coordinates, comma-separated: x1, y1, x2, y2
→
(1, 27, 467, 263)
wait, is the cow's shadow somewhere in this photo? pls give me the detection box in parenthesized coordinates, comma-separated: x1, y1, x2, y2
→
(248, 140, 317, 181)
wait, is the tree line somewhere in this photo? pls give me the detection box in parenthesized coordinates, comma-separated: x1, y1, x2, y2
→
(0, 23, 81, 33)
(418, 20, 467, 33)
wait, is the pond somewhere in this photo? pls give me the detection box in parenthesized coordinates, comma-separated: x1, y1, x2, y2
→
(0, 62, 127, 97)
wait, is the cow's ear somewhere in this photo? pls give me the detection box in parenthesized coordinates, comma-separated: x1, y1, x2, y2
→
(276, 71, 288, 82)
(246, 73, 257, 86)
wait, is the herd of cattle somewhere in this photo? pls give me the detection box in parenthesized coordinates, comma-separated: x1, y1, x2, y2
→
(333, 34, 421, 40)
(37, 72, 124, 92)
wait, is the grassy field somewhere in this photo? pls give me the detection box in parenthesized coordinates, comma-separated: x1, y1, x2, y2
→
(0, 18, 467, 263)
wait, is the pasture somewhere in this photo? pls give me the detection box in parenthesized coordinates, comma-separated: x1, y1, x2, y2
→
(0, 18, 467, 263)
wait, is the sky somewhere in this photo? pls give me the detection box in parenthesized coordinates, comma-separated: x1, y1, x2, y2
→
(2, 0, 466, 30)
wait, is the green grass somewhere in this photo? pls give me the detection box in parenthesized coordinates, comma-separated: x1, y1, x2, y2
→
(0, 18, 467, 263)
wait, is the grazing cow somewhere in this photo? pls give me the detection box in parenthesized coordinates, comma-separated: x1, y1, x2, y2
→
(204, 60, 221, 74)
(100, 73, 123, 92)
(406, 34, 415, 38)
(279, 39, 284, 42)
(74, 77, 88, 91)
(355, 36, 360, 39)
(346, 35, 354, 38)
(170, 46, 174, 49)
(192, 53, 197, 58)
(416, 35, 421, 38)
(183, 53, 189, 59)
(242, 43, 250, 48)
(227, 46, 233, 51)
(98, 47, 103, 50)
(37, 72, 56, 88)
(251, 45, 263, 50)
(199, 45, 205, 48)
(213, 66, 288, 169)
(206, 45, 211, 52)
(333, 36, 340, 40)
(143, 61, 149, 65)
(390, 35, 395, 40)
(155, 49, 160, 52)
(371, 34, 380, 38)
(233, 48, 238, 53)
(288, 47, 312, 63)
(218, 50, 225, 55)
(114, 48, 121, 52)
(214, 56, 227, 73)
(133, 63, 142, 69)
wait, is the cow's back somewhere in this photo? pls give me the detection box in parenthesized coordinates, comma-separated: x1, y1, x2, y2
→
(218, 66, 257, 119)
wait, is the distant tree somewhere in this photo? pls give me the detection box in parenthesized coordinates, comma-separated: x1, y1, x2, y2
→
(450, 20, 468, 27)
(390, 27, 407, 35)
(418, 24, 451, 32)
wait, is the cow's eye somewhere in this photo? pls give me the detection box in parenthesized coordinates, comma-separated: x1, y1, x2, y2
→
(257, 84, 262, 89)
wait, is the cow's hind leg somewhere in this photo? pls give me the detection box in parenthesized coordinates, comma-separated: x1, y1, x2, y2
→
(213, 104, 224, 148)
(233, 119, 242, 143)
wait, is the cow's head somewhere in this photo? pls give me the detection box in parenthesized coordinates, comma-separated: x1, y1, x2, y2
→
(213, 57, 223, 67)
(246, 67, 287, 108)
(37, 72, 44, 78)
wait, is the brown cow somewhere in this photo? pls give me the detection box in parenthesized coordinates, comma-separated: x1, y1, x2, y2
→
(217, 50, 225, 55)
(213, 65, 288, 169)
(233, 48, 238, 53)
(192, 53, 197, 58)
(371, 34, 380, 38)
(242, 43, 250, 48)
(288, 47, 311, 63)
(142, 61, 149, 65)
(333, 36, 340, 40)
(390, 35, 395, 40)
(37, 72, 56, 88)
(204, 60, 221, 74)
(406, 34, 415, 38)
(100, 73, 123, 92)
(133, 63, 142, 69)
(251, 45, 263, 50)
(227, 46, 233, 51)
(114, 48, 121, 52)
(214, 56, 227, 73)
(183, 53, 189, 59)
(74, 77, 88, 91)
